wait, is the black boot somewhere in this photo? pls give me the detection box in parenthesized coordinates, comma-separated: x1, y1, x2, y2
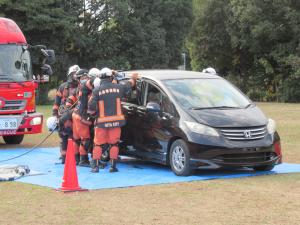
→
(98, 160, 107, 169)
(109, 159, 118, 173)
(79, 155, 90, 167)
(75, 153, 80, 165)
(91, 160, 99, 173)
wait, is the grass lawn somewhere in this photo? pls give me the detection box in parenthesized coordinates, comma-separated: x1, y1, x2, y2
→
(0, 103, 300, 225)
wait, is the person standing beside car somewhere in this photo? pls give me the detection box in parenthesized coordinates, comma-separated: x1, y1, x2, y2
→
(87, 68, 138, 173)
(52, 65, 80, 164)
(71, 68, 101, 166)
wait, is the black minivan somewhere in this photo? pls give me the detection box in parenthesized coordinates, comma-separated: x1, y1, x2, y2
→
(120, 70, 282, 176)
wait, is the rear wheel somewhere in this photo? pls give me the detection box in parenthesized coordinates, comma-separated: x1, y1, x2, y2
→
(169, 139, 193, 176)
(253, 165, 275, 171)
(3, 135, 24, 144)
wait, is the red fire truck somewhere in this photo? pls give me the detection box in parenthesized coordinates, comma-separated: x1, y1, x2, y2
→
(0, 17, 54, 144)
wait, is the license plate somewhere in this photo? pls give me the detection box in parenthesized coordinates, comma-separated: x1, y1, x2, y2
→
(0, 130, 16, 135)
(0, 118, 18, 130)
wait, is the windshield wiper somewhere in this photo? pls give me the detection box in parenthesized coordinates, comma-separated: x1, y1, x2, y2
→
(0, 75, 25, 85)
(244, 103, 253, 109)
(190, 106, 242, 110)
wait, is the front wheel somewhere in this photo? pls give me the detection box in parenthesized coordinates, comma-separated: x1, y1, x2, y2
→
(253, 165, 275, 171)
(169, 139, 193, 176)
(3, 135, 24, 144)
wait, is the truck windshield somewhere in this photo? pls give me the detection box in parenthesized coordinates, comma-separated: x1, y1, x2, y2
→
(0, 44, 33, 82)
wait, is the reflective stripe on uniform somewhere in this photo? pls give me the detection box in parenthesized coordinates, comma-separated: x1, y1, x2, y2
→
(99, 100, 105, 118)
(68, 95, 77, 103)
(97, 115, 125, 123)
(97, 99, 125, 123)
(116, 98, 121, 115)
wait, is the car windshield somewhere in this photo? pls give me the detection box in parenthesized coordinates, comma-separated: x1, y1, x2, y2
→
(163, 78, 251, 109)
(0, 44, 33, 82)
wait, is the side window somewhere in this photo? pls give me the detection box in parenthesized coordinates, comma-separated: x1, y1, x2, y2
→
(146, 83, 162, 105)
(126, 87, 137, 104)
(121, 79, 145, 105)
(161, 94, 176, 115)
(146, 82, 177, 115)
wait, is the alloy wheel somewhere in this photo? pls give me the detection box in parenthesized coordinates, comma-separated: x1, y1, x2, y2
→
(172, 145, 186, 172)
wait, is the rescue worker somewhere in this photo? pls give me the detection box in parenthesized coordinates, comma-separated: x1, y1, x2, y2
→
(52, 65, 80, 164)
(72, 68, 101, 166)
(87, 68, 138, 173)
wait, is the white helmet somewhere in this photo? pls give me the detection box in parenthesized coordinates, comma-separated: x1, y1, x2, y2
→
(100, 67, 113, 77)
(93, 77, 101, 88)
(67, 65, 80, 76)
(88, 68, 101, 77)
(46, 116, 58, 132)
(202, 67, 217, 74)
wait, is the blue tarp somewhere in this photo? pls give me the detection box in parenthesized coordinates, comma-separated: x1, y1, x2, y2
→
(0, 147, 300, 190)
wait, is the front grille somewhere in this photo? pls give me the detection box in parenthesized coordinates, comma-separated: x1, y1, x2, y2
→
(0, 99, 26, 112)
(220, 126, 267, 141)
(214, 152, 276, 164)
(5, 100, 23, 105)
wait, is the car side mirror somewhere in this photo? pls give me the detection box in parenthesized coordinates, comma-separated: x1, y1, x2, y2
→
(146, 102, 161, 112)
(30, 45, 56, 65)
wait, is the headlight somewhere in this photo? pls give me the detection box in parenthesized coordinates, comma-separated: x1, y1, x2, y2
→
(267, 118, 276, 134)
(185, 121, 219, 137)
(30, 117, 42, 125)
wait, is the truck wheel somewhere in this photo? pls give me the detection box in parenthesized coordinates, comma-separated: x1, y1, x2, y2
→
(3, 135, 24, 144)
(169, 139, 193, 176)
(253, 165, 275, 171)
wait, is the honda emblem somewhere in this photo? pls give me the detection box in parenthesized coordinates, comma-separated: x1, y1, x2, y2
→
(244, 130, 252, 139)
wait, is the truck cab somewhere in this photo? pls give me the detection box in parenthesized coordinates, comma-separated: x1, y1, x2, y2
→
(0, 17, 54, 144)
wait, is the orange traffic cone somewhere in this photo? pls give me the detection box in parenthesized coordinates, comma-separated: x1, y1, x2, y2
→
(59, 138, 87, 192)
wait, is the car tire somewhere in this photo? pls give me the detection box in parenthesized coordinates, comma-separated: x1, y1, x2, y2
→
(253, 165, 275, 171)
(3, 135, 24, 144)
(169, 139, 193, 176)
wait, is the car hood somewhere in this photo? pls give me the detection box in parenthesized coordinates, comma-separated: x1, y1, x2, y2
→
(186, 106, 267, 127)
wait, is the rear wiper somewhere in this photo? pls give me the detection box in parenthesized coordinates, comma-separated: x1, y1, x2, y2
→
(190, 106, 242, 110)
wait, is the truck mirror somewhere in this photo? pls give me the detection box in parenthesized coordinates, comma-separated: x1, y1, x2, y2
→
(41, 64, 53, 76)
(33, 64, 53, 83)
(15, 60, 21, 69)
(41, 49, 55, 65)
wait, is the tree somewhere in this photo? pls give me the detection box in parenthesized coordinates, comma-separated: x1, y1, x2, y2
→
(188, 0, 300, 102)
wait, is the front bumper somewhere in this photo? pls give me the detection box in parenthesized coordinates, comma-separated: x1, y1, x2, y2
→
(0, 112, 43, 136)
(189, 146, 281, 169)
(186, 132, 282, 169)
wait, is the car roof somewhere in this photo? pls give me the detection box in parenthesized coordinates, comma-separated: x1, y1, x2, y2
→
(124, 69, 220, 81)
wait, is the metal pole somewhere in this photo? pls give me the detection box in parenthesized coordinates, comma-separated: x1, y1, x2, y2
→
(182, 53, 186, 70)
